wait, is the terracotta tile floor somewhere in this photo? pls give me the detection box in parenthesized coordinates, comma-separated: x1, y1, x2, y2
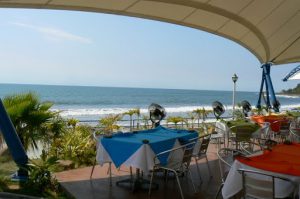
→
(55, 144, 222, 199)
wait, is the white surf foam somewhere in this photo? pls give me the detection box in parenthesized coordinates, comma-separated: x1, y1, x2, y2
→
(277, 94, 300, 99)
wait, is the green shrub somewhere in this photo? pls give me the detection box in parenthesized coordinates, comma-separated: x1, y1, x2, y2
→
(23, 150, 59, 195)
(48, 125, 95, 168)
(0, 176, 9, 192)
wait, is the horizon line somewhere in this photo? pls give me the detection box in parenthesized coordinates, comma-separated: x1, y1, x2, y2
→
(0, 82, 259, 93)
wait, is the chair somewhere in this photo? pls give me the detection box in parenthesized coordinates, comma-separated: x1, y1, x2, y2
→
(90, 131, 113, 186)
(229, 125, 255, 150)
(216, 148, 247, 199)
(149, 141, 197, 199)
(289, 127, 300, 143)
(252, 122, 270, 139)
(210, 122, 227, 149)
(190, 134, 212, 181)
(239, 141, 264, 155)
(238, 169, 295, 199)
(271, 120, 292, 142)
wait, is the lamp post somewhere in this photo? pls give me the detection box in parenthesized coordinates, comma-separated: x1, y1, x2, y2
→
(232, 73, 238, 118)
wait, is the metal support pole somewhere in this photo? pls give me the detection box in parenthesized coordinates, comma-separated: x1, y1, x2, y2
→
(233, 81, 236, 117)
(256, 62, 280, 112)
(0, 99, 28, 180)
(232, 74, 238, 119)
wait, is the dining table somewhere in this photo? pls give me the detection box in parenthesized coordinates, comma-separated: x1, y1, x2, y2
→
(222, 143, 300, 198)
(251, 115, 290, 133)
(96, 125, 198, 191)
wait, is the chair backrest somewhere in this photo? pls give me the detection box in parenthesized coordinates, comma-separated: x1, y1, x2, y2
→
(240, 169, 275, 199)
(214, 122, 228, 136)
(199, 134, 211, 154)
(155, 141, 195, 170)
(239, 169, 294, 199)
(239, 141, 263, 155)
(217, 148, 243, 182)
(272, 119, 291, 132)
(290, 128, 300, 143)
(230, 124, 259, 146)
(190, 134, 211, 156)
(259, 122, 270, 138)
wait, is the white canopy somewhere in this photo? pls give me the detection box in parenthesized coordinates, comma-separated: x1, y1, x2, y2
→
(288, 72, 300, 80)
(1, 0, 300, 65)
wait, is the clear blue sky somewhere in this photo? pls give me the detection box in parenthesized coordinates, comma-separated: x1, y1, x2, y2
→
(0, 8, 299, 92)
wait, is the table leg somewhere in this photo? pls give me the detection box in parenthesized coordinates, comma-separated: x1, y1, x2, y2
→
(116, 168, 159, 192)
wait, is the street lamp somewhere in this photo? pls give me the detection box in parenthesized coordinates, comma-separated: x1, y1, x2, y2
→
(232, 73, 238, 117)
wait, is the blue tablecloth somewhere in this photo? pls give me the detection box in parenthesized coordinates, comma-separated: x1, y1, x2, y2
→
(100, 126, 198, 168)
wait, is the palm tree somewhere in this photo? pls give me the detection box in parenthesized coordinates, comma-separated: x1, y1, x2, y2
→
(124, 108, 140, 131)
(99, 114, 122, 134)
(67, 118, 79, 131)
(167, 116, 185, 129)
(187, 112, 196, 129)
(141, 114, 150, 129)
(135, 108, 141, 129)
(193, 109, 203, 128)
(193, 108, 212, 127)
(3, 92, 56, 151)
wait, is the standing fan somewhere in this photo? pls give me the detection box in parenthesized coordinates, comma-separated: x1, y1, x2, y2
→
(241, 100, 252, 117)
(212, 101, 225, 120)
(148, 103, 166, 127)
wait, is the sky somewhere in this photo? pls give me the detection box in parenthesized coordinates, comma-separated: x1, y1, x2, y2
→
(0, 8, 299, 92)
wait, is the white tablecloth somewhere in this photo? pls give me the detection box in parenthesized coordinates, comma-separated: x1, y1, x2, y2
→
(222, 160, 300, 198)
(96, 139, 182, 172)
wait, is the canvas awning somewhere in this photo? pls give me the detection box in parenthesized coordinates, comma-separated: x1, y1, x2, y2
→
(1, 0, 300, 65)
(289, 73, 300, 80)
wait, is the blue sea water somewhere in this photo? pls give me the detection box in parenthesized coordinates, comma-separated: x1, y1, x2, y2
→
(0, 83, 299, 121)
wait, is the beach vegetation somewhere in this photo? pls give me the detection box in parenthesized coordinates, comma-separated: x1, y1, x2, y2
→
(141, 114, 150, 129)
(98, 114, 122, 134)
(166, 116, 186, 129)
(67, 118, 79, 130)
(192, 108, 212, 127)
(187, 112, 196, 129)
(0, 176, 9, 192)
(232, 103, 245, 120)
(3, 92, 57, 151)
(123, 108, 140, 131)
(251, 106, 268, 115)
(23, 150, 59, 194)
(281, 83, 300, 95)
(48, 125, 95, 168)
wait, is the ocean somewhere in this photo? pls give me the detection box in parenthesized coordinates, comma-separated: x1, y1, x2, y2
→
(0, 84, 299, 123)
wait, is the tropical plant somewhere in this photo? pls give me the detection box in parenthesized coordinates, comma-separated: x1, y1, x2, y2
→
(251, 106, 268, 115)
(99, 114, 122, 134)
(141, 114, 150, 129)
(0, 176, 9, 192)
(3, 92, 56, 151)
(135, 108, 141, 129)
(48, 125, 95, 167)
(193, 108, 212, 127)
(187, 112, 196, 129)
(67, 118, 79, 131)
(123, 108, 140, 131)
(23, 150, 59, 194)
(42, 116, 68, 155)
(166, 116, 186, 129)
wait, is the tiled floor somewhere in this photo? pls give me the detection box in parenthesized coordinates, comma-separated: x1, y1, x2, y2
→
(55, 145, 222, 199)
